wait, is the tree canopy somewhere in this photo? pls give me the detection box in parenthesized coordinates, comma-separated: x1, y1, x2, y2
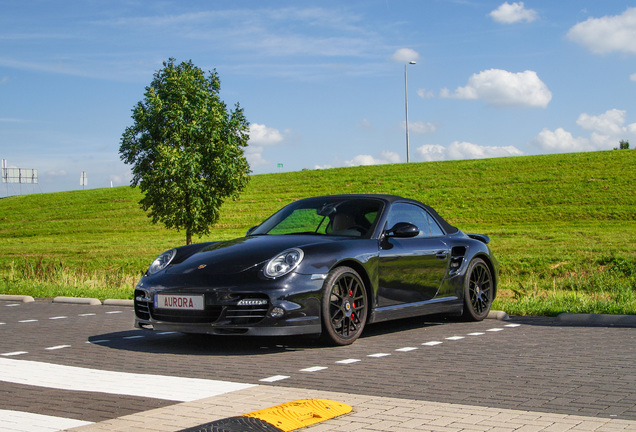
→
(119, 59, 250, 244)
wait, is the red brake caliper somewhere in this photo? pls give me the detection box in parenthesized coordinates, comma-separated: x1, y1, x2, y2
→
(349, 290, 355, 319)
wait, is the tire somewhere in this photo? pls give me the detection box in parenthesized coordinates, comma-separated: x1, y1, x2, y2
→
(463, 258, 493, 321)
(321, 266, 368, 345)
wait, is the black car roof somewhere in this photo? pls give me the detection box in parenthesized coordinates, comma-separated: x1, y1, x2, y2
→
(299, 194, 459, 234)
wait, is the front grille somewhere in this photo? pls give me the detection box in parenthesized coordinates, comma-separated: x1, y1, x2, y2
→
(226, 304, 269, 325)
(151, 306, 223, 324)
(136, 290, 270, 325)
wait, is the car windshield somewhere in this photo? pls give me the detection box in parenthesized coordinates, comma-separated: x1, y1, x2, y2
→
(251, 197, 384, 238)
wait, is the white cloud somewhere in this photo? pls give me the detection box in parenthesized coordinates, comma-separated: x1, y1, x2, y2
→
(533, 109, 636, 152)
(533, 128, 593, 152)
(402, 120, 437, 134)
(357, 118, 372, 129)
(345, 150, 402, 166)
(245, 145, 269, 168)
(416, 141, 524, 161)
(631, 73, 636, 82)
(246, 123, 290, 168)
(490, 2, 538, 24)
(416, 88, 435, 99)
(441, 69, 551, 108)
(416, 145, 448, 162)
(567, 7, 636, 55)
(391, 48, 420, 63)
(576, 109, 626, 135)
(249, 123, 285, 145)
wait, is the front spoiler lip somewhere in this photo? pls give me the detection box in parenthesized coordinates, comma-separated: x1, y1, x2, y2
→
(135, 316, 321, 336)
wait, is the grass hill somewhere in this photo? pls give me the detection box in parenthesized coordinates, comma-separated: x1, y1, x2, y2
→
(1, 150, 634, 316)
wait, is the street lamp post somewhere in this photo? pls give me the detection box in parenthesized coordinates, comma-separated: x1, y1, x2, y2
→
(404, 61, 416, 163)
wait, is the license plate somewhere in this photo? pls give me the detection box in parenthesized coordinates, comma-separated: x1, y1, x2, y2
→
(155, 294, 204, 310)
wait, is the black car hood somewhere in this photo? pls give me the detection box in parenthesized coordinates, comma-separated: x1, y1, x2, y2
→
(164, 234, 350, 276)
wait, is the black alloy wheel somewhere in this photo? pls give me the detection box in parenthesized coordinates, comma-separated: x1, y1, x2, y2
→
(321, 266, 368, 345)
(463, 258, 493, 321)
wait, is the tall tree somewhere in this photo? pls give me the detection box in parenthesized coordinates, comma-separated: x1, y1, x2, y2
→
(119, 59, 250, 245)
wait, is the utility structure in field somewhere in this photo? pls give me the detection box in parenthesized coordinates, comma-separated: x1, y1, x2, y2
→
(1, 159, 39, 196)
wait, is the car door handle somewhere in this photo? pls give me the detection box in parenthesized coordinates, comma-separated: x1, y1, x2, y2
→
(436, 251, 448, 260)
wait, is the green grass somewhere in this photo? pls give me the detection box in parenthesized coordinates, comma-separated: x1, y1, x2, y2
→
(1, 150, 634, 315)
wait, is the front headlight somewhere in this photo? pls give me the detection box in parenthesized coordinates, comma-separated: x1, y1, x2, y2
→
(147, 249, 177, 275)
(264, 248, 304, 278)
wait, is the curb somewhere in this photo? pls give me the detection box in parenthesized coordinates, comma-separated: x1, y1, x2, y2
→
(52, 296, 102, 306)
(0, 294, 35, 303)
(556, 312, 636, 327)
(103, 299, 134, 307)
(487, 310, 509, 320)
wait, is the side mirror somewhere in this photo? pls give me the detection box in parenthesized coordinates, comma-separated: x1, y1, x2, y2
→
(385, 222, 419, 238)
(246, 226, 258, 236)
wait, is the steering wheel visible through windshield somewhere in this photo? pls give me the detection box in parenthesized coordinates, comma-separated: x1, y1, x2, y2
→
(250, 197, 384, 238)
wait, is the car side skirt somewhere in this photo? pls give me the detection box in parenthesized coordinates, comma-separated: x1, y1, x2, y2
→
(368, 296, 463, 324)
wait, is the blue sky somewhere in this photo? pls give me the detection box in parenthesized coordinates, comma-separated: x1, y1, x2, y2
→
(1, 1, 635, 195)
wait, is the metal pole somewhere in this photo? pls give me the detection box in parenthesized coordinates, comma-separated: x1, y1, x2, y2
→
(404, 61, 416, 163)
(405, 64, 410, 163)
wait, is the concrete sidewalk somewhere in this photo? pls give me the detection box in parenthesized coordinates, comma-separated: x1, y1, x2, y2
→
(66, 385, 635, 432)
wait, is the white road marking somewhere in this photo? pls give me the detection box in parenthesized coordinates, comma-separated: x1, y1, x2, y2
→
(467, 332, 485, 336)
(0, 323, 5, 325)
(422, 341, 443, 346)
(396, 347, 418, 352)
(335, 359, 361, 364)
(49, 316, 67, 320)
(368, 353, 391, 358)
(0, 357, 255, 402)
(446, 336, 465, 340)
(260, 375, 289, 382)
(1, 352, 28, 357)
(105, 311, 123, 314)
(18, 319, 37, 323)
(5, 304, 20, 307)
(0, 409, 92, 432)
(505, 324, 521, 327)
(487, 328, 504, 332)
(300, 366, 328, 372)
(45, 345, 71, 351)
(78, 313, 96, 317)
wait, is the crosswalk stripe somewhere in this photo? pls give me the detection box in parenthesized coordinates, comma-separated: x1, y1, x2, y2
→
(0, 409, 93, 432)
(0, 357, 255, 402)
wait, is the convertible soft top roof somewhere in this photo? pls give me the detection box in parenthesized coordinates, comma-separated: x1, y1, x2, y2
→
(304, 194, 459, 235)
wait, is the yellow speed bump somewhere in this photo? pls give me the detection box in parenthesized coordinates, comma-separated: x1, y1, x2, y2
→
(245, 398, 352, 431)
(177, 398, 352, 432)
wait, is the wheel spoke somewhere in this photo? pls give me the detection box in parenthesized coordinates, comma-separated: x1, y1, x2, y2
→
(327, 273, 367, 339)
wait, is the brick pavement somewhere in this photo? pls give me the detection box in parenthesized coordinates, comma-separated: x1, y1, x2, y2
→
(2, 299, 635, 431)
(66, 385, 636, 432)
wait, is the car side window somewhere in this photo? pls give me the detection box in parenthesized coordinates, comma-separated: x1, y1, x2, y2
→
(386, 203, 445, 238)
(428, 214, 445, 237)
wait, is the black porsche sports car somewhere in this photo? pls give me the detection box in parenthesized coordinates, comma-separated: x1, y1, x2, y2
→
(134, 194, 498, 345)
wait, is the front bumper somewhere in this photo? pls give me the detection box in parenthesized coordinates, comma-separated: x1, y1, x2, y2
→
(133, 272, 324, 337)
